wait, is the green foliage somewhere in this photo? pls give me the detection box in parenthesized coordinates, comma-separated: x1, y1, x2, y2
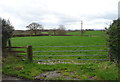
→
(106, 19, 120, 63)
(1, 18, 14, 47)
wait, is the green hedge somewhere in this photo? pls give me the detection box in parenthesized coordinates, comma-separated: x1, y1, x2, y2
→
(106, 19, 120, 63)
(1, 18, 14, 47)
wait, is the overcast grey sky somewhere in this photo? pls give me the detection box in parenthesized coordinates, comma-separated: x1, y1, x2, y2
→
(0, 0, 119, 30)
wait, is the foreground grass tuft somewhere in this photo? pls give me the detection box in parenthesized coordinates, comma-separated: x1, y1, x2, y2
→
(96, 62, 118, 80)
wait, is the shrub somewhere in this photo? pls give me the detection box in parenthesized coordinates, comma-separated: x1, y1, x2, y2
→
(106, 19, 120, 63)
(1, 18, 14, 47)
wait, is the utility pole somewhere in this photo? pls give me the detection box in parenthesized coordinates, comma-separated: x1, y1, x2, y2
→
(81, 20, 83, 35)
(118, 1, 120, 19)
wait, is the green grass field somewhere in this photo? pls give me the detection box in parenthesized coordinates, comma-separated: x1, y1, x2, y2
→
(11, 36, 106, 47)
(41, 30, 105, 36)
(3, 31, 119, 80)
(11, 35, 108, 62)
(66, 30, 105, 36)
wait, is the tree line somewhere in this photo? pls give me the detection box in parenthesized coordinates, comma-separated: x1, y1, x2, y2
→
(26, 23, 66, 36)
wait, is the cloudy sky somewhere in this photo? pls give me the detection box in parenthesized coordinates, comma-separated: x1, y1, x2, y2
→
(0, 0, 119, 30)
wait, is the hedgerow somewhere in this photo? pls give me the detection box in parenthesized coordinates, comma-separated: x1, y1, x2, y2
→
(106, 19, 120, 64)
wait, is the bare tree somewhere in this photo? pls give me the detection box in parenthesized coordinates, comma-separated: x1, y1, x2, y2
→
(26, 22, 43, 35)
(56, 25, 66, 35)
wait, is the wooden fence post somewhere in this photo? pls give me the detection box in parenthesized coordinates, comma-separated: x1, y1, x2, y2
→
(27, 45, 33, 62)
(8, 39, 11, 51)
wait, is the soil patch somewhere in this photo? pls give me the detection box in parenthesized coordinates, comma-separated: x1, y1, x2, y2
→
(35, 70, 80, 80)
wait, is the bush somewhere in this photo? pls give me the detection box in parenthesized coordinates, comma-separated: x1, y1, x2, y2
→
(1, 18, 14, 47)
(106, 19, 120, 63)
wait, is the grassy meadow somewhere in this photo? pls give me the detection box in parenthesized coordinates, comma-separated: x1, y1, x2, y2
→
(11, 31, 108, 61)
(3, 31, 119, 80)
(41, 30, 106, 36)
(66, 30, 105, 36)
